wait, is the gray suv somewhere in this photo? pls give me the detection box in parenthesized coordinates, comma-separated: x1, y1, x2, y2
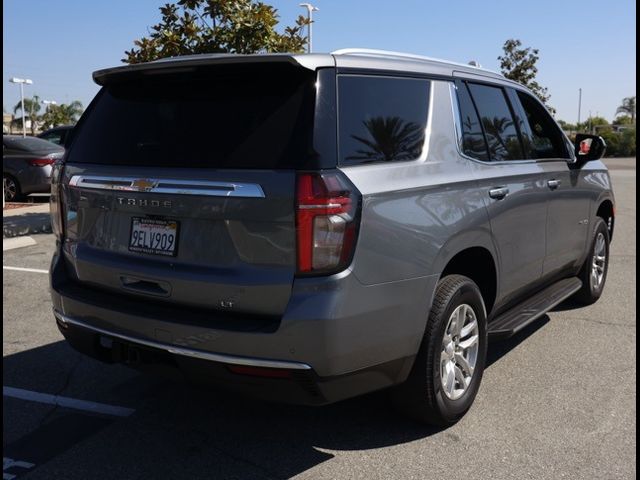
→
(49, 49, 615, 425)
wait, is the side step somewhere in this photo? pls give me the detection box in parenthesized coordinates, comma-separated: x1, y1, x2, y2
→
(488, 277, 582, 340)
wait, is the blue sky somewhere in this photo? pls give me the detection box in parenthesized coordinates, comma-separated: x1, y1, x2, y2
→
(3, 0, 636, 123)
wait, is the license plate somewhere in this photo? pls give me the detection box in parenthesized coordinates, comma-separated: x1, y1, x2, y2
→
(129, 217, 179, 257)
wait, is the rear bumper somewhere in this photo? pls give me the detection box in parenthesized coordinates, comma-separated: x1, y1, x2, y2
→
(54, 311, 411, 406)
(50, 250, 438, 405)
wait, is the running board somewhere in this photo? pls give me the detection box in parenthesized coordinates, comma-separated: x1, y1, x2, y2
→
(488, 277, 582, 340)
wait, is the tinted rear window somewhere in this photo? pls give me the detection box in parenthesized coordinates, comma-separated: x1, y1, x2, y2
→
(338, 75, 430, 165)
(457, 83, 489, 161)
(4, 136, 64, 152)
(67, 64, 315, 168)
(467, 83, 523, 161)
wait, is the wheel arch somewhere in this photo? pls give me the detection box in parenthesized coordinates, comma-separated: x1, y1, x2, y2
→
(432, 231, 499, 317)
(596, 199, 615, 241)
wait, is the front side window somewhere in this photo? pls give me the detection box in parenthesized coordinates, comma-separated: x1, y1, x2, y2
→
(338, 76, 430, 165)
(516, 91, 569, 159)
(467, 83, 523, 161)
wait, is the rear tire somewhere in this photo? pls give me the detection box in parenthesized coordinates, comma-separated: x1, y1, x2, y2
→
(393, 275, 487, 426)
(3, 174, 22, 202)
(573, 217, 610, 305)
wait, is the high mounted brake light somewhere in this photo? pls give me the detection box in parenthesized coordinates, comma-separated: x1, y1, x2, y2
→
(296, 171, 361, 275)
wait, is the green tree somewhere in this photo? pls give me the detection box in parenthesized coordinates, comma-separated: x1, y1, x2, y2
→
(13, 95, 41, 135)
(613, 115, 633, 126)
(123, 0, 310, 64)
(557, 119, 576, 132)
(618, 127, 636, 156)
(576, 116, 609, 134)
(498, 39, 553, 112)
(615, 96, 636, 122)
(599, 126, 636, 157)
(40, 101, 84, 129)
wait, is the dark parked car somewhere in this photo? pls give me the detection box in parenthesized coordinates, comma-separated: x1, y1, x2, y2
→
(3, 135, 64, 201)
(38, 125, 74, 148)
(50, 50, 614, 426)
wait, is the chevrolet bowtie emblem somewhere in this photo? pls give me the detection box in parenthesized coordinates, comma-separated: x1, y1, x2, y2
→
(130, 179, 158, 192)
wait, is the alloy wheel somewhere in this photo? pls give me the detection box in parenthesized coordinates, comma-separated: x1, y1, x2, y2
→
(440, 304, 479, 400)
(590, 232, 607, 290)
(4, 175, 17, 202)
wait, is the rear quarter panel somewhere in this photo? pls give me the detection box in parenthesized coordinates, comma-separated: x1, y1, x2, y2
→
(340, 80, 495, 286)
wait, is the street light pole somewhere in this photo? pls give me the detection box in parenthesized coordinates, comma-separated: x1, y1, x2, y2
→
(577, 88, 582, 131)
(299, 3, 319, 53)
(41, 100, 57, 130)
(9, 77, 33, 137)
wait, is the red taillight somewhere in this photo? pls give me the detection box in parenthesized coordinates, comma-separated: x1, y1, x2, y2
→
(296, 172, 360, 274)
(50, 161, 64, 239)
(29, 157, 56, 167)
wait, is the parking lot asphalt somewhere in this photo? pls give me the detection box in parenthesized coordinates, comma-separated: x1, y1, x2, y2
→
(3, 158, 636, 480)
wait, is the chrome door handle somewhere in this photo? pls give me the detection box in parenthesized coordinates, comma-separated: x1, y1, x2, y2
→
(547, 179, 561, 189)
(488, 187, 509, 200)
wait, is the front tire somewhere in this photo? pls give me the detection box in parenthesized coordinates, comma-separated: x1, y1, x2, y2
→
(574, 217, 610, 305)
(393, 275, 488, 426)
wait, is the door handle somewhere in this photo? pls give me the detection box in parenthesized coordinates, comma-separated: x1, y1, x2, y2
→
(547, 179, 561, 190)
(488, 187, 509, 200)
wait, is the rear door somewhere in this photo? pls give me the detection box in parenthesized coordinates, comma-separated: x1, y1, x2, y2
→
(455, 80, 547, 304)
(60, 62, 319, 316)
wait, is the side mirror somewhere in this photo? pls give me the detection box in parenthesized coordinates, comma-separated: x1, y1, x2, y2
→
(574, 134, 606, 163)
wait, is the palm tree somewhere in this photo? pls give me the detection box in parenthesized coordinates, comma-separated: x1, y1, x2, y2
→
(346, 116, 425, 163)
(59, 101, 84, 123)
(616, 96, 636, 122)
(40, 101, 84, 129)
(13, 95, 41, 135)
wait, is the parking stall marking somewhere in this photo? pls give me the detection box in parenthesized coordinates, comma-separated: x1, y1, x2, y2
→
(2, 266, 49, 274)
(2, 237, 37, 252)
(3, 414, 114, 479)
(3, 458, 35, 480)
(3, 387, 135, 417)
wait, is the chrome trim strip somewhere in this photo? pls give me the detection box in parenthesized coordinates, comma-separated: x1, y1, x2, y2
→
(54, 310, 312, 370)
(297, 203, 343, 209)
(69, 176, 265, 198)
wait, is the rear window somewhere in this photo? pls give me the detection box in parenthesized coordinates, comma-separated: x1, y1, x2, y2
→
(338, 75, 430, 165)
(4, 136, 63, 152)
(67, 64, 316, 169)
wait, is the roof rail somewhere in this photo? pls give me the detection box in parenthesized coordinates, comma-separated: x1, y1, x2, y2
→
(331, 48, 502, 75)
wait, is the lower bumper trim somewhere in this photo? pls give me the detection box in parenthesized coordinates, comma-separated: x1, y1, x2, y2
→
(53, 309, 312, 371)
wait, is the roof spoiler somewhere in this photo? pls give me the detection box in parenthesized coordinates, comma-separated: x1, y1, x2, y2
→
(92, 54, 332, 85)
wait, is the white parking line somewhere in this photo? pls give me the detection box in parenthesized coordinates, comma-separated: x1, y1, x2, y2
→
(3, 457, 35, 480)
(2, 266, 49, 274)
(3, 387, 135, 417)
(3, 237, 37, 251)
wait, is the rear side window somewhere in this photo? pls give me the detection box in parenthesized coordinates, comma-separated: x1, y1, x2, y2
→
(516, 91, 569, 159)
(67, 64, 315, 169)
(338, 76, 430, 165)
(467, 83, 523, 161)
(456, 83, 489, 161)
